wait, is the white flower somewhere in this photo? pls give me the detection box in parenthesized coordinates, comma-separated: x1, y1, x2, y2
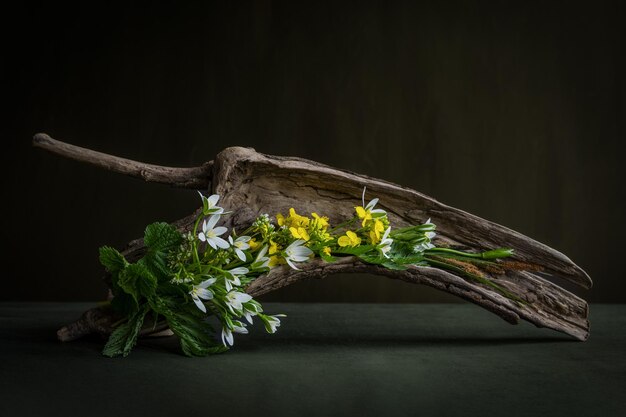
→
(224, 267, 249, 291)
(377, 227, 393, 258)
(243, 301, 261, 324)
(263, 314, 285, 334)
(228, 235, 251, 261)
(413, 218, 436, 252)
(198, 215, 229, 249)
(221, 321, 248, 347)
(198, 192, 224, 215)
(251, 245, 270, 270)
(189, 277, 216, 313)
(225, 291, 253, 314)
(283, 239, 314, 270)
(361, 186, 387, 216)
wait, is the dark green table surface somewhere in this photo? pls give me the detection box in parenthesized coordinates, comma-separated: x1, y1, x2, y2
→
(1, 303, 625, 417)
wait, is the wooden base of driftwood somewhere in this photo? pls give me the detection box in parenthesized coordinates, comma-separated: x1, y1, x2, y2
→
(35, 133, 591, 343)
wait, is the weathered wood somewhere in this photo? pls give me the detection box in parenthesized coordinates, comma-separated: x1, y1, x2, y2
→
(34, 134, 591, 343)
(33, 133, 211, 189)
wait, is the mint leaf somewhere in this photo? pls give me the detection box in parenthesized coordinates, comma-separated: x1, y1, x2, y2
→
(117, 263, 157, 306)
(103, 305, 149, 358)
(154, 299, 227, 357)
(99, 246, 127, 273)
(143, 222, 182, 280)
(144, 222, 182, 252)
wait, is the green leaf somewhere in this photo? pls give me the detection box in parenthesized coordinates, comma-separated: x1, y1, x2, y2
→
(143, 222, 182, 280)
(144, 222, 183, 252)
(118, 263, 158, 303)
(99, 246, 128, 273)
(381, 261, 408, 270)
(168, 310, 227, 356)
(358, 253, 386, 265)
(333, 245, 376, 256)
(319, 252, 337, 263)
(102, 305, 149, 358)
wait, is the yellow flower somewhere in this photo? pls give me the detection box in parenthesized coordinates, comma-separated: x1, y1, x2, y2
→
(248, 238, 262, 251)
(369, 219, 385, 244)
(289, 208, 310, 227)
(338, 231, 361, 247)
(311, 213, 329, 229)
(268, 255, 285, 267)
(276, 208, 310, 228)
(269, 240, 280, 255)
(290, 226, 310, 241)
(322, 246, 332, 256)
(355, 206, 372, 227)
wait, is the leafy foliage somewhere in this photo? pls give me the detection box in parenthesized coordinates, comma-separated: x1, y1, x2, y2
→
(102, 305, 149, 357)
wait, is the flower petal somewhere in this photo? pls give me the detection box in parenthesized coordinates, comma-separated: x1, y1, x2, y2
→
(213, 236, 230, 249)
(207, 214, 220, 230)
(366, 198, 379, 210)
(192, 296, 207, 313)
(229, 267, 249, 275)
(286, 258, 299, 270)
(207, 194, 220, 207)
(235, 293, 253, 303)
(213, 226, 228, 237)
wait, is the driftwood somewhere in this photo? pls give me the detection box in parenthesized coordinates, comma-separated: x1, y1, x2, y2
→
(32, 133, 592, 344)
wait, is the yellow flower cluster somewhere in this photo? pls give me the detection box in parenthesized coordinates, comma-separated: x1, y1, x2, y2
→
(276, 208, 333, 255)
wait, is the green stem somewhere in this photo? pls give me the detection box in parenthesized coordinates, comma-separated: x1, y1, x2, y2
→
(192, 214, 204, 266)
(425, 247, 484, 259)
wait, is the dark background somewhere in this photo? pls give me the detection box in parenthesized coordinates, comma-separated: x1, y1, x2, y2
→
(3, 1, 624, 302)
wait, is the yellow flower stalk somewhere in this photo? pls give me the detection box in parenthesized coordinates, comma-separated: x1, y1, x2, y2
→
(338, 231, 361, 247)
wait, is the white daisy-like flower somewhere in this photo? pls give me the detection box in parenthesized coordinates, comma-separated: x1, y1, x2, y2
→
(225, 290, 253, 314)
(224, 267, 249, 291)
(283, 239, 314, 270)
(221, 320, 248, 347)
(198, 192, 224, 215)
(189, 277, 216, 313)
(228, 235, 251, 261)
(198, 215, 229, 249)
(376, 227, 393, 258)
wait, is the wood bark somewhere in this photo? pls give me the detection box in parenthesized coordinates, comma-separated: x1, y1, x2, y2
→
(34, 133, 591, 343)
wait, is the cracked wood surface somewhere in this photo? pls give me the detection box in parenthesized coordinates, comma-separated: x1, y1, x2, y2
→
(34, 135, 591, 342)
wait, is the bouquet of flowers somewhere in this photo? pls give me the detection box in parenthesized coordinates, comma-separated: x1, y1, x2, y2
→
(99, 188, 517, 357)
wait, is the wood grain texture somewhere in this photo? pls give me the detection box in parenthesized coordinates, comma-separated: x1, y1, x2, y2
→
(34, 137, 590, 342)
